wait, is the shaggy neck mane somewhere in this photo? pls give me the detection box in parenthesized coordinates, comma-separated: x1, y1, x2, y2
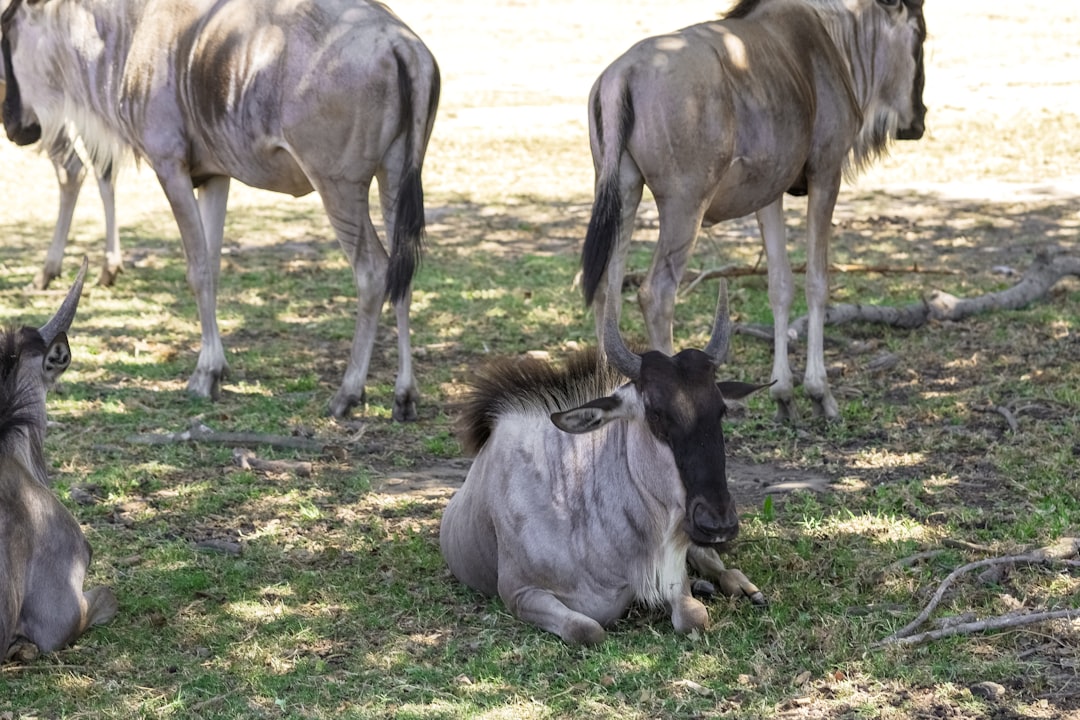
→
(724, 0, 910, 177)
(0, 327, 48, 482)
(457, 348, 626, 455)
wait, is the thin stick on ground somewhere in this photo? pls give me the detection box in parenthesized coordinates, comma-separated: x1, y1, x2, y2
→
(972, 403, 1020, 433)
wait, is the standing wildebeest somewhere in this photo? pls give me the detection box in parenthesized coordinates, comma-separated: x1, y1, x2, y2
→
(441, 282, 766, 645)
(582, 0, 927, 422)
(1, 260, 118, 659)
(1, 0, 439, 420)
(0, 73, 120, 290)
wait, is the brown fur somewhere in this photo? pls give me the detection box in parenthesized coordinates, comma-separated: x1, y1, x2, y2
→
(456, 349, 625, 455)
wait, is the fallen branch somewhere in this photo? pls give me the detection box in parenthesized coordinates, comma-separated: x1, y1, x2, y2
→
(880, 553, 1046, 644)
(232, 448, 313, 477)
(876, 538, 1080, 647)
(624, 260, 959, 293)
(878, 608, 1080, 647)
(691, 248, 1079, 340)
(127, 420, 330, 453)
(788, 247, 1080, 337)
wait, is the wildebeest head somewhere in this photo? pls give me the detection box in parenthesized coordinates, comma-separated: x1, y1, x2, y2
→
(551, 282, 767, 546)
(0, 257, 86, 477)
(0, 0, 42, 146)
(876, 0, 927, 141)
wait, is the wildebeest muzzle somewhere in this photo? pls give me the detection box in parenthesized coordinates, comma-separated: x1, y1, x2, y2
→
(685, 495, 740, 546)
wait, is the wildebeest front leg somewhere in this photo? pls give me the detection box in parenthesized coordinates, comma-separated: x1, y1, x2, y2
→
(669, 582, 710, 635)
(95, 163, 122, 287)
(19, 550, 119, 654)
(34, 143, 87, 290)
(502, 583, 607, 646)
(156, 168, 229, 400)
(687, 545, 766, 605)
(804, 178, 841, 420)
(758, 199, 797, 423)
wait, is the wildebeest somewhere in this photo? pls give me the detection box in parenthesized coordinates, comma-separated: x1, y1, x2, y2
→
(1, 259, 118, 659)
(0, 92, 120, 290)
(440, 282, 766, 645)
(1, 0, 439, 420)
(582, 0, 927, 422)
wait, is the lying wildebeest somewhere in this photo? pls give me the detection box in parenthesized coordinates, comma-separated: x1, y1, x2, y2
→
(0, 78, 120, 290)
(1, 259, 118, 659)
(1, 0, 439, 420)
(582, 0, 927, 422)
(441, 282, 766, 645)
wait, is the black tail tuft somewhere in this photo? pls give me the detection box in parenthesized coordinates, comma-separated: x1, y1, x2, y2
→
(386, 166, 425, 305)
(581, 176, 622, 307)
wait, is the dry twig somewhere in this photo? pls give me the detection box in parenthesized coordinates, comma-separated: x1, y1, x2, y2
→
(971, 403, 1020, 433)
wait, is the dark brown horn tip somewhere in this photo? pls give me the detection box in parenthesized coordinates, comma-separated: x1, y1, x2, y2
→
(38, 257, 89, 345)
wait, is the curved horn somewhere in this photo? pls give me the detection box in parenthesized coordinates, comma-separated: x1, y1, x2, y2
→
(601, 292, 641, 380)
(39, 257, 88, 346)
(702, 279, 732, 366)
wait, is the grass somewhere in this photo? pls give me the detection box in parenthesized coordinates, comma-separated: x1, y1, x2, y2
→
(3, 1, 1080, 717)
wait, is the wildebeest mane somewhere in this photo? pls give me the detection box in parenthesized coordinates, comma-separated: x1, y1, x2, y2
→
(0, 327, 46, 460)
(723, 0, 762, 19)
(456, 348, 626, 455)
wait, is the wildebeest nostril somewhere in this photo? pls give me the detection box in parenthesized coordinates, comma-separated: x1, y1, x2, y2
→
(690, 498, 739, 540)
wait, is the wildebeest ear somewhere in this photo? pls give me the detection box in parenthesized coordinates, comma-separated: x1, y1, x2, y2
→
(550, 396, 624, 434)
(717, 380, 774, 402)
(43, 332, 72, 384)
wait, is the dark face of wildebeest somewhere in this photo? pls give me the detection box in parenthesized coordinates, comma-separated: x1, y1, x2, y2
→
(553, 289, 767, 547)
(895, 0, 927, 140)
(636, 349, 741, 545)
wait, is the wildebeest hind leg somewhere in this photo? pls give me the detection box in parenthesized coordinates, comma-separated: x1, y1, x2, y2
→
(376, 164, 418, 422)
(639, 201, 707, 354)
(324, 189, 387, 419)
(84, 586, 119, 629)
(687, 545, 766, 605)
(504, 586, 607, 646)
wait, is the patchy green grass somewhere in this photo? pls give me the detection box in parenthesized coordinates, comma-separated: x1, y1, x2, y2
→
(3, 1, 1080, 718)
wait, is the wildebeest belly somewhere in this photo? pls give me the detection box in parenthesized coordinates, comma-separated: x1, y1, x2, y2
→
(701, 154, 805, 224)
(188, 141, 316, 196)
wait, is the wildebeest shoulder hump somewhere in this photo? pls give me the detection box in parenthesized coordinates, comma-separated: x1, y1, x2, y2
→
(456, 348, 625, 455)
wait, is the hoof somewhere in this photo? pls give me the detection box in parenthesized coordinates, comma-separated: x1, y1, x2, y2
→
(810, 393, 840, 422)
(773, 398, 798, 424)
(392, 389, 419, 422)
(187, 369, 224, 401)
(97, 264, 122, 287)
(31, 270, 56, 291)
(329, 388, 365, 420)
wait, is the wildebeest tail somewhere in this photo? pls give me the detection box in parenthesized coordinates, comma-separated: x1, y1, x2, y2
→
(581, 81, 634, 307)
(386, 49, 440, 305)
